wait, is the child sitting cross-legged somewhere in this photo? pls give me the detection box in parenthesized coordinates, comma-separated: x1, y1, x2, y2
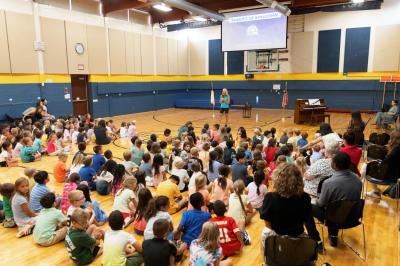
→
(33, 192, 68, 246)
(132, 188, 153, 235)
(77, 183, 107, 226)
(156, 175, 188, 215)
(143, 196, 172, 240)
(0, 141, 18, 167)
(227, 180, 256, 245)
(30, 171, 54, 213)
(12, 177, 37, 238)
(143, 218, 186, 266)
(0, 183, 16, 228)
(209, 200, 243, 257)
(60, 173, 80, 214)
(174, 192, 211, 247)
(20, 137, 41, 163)
(102, 210, 143, 266)
(65, 208, 104, 265)
(111, 177, 138, 226)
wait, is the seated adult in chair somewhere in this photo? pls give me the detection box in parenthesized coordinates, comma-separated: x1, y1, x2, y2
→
(312, 152, 362, 247)
(365, 130, 400, 199)
(260, 164, 324, 254)
(374, 99, 399, 128)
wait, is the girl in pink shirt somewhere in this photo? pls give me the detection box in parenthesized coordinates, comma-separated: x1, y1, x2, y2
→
(60, 173, 80, 214)
(188, 174, 209, 211)
(211, 165, 234, 206)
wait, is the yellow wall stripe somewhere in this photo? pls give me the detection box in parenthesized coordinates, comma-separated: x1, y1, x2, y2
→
(0, 74, 71, 84)
(1, 72, 400, 84)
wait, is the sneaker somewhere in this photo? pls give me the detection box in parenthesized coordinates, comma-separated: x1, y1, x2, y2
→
(317, 241, 325, 254)
(328, 235, 338, 247)
(366, 191, 381, 199)
(241, 230, 252, 245)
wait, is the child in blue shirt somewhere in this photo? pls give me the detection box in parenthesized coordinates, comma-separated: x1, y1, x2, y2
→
(174, 192, 211, 246)
(91, 145, 105, 173)
(32, 130, 43, 154)
(79, 157, 97, 190)
(29, 171, 51, 213)
(297, 132, 309, 150)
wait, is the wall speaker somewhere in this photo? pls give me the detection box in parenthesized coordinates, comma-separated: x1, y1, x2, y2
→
(245, 73, 254, 79)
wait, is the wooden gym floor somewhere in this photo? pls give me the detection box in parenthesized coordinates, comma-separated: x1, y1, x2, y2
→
(0, 108, 398, 266)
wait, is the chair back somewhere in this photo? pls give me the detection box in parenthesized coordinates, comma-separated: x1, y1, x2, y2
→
(264, 235, 317, 266)
(368, 133, 390, 146)
(366, 144, 387, 160)
(325, 199, 365, 229)
(366, 161, 389, 180)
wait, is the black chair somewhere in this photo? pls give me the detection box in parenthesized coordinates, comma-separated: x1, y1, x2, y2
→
(264, 235, 318, 266)
(366, 144, 387, 161)
(366, 132, 390, 146)
(318, 199, 366, 261)
(364, 161, 399, 221)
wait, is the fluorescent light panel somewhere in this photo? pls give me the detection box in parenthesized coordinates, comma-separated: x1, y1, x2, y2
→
(153, 3, 172, 12)
(352, 0, 365, 3)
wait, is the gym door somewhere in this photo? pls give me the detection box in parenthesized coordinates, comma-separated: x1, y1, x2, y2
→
(71, 75, 89, 116)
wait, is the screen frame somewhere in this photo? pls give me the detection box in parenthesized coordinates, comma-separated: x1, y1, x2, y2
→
(221, 7, 288, 52)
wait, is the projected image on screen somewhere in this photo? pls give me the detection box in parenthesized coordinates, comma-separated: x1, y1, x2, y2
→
(222, 8, 288, 52)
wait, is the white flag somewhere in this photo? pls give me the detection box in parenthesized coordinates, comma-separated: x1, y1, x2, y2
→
(210, 89, 215, 105)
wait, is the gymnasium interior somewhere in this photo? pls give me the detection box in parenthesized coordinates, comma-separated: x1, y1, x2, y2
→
(0, 0, 399, 265)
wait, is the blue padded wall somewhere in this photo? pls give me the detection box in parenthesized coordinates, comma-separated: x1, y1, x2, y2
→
(208, 39, 224, 75)
(344, 27, 371, 73)
(0, 79, 389, 120)
(0, 83, 72, 120)
(227, 51, 244, 74)
(317, 29, 341, 73)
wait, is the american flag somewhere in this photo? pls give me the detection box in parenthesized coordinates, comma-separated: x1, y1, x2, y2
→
(282, 88, 288, 109)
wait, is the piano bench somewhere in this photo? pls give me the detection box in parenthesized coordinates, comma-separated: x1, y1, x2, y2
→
(316, 114, 330, 124)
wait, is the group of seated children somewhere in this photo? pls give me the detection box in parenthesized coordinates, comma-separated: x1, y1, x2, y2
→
(1, 110, 390, 265)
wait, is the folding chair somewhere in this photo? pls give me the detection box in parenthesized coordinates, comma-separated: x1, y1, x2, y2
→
(364, 161, 399, 227)
(319, 199, 366, 261)
(264, 235, 318, 266)
(366, 145, 387, 161)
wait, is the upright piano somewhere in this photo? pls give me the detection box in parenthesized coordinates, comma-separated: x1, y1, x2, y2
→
(294, 99, 327, 124)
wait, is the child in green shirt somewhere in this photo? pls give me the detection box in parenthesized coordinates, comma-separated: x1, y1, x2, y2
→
(0, 183, 15, 227)
(65, 208, 104, 265)
(20, 137, 41, 163)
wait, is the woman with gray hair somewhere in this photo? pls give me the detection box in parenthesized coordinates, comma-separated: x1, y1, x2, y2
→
(303, 145, 338, 197)
(260, 163, 323, 254)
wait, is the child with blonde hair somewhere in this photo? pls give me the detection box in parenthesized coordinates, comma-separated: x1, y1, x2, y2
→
(12, 177, 37, 238)
(227, 180, 256, 244)
(189, 222, 232, 266)
(24, 167, 37, 190)
(188, 174, 209, 211)
(111, 177, 138, 225)
(295, 156, 308, 176)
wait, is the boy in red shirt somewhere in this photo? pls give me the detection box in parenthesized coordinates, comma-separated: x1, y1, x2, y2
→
(209, 200, 243, 257)
(54, 153, 69, 183)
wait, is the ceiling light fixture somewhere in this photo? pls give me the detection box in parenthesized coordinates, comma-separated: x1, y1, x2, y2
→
(153, 3, 172, 12)
(193, 16, 207, 22)
(352, 0, 365, 3)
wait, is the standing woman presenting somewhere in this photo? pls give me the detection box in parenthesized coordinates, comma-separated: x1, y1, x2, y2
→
(219, 88, 230, 125)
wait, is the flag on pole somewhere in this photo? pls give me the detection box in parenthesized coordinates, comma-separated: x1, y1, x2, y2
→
(210, 89, 215, 106)
(281, 83, 288, 109)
